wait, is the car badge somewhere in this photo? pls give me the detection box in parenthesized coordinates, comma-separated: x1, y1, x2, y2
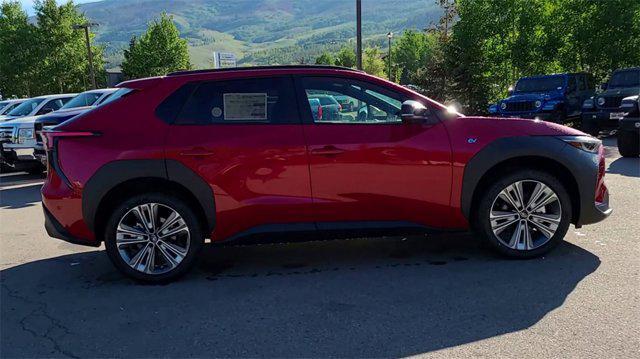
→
(467, 138, 478, 144)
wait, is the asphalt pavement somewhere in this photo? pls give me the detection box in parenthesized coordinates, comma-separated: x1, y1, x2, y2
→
(1, 137, 638, 358)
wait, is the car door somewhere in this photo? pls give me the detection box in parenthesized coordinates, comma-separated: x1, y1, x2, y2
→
(163, 76, 314, 241)
(296, 76, 454, 230)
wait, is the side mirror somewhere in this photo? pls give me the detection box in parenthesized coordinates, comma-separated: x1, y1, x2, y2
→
(600, 82, 608, 91)
(401, 100, 429, 124)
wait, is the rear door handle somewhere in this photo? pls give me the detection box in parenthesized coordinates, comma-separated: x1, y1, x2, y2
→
(311, 145, 345, 156)
(179, 147, 215, 157)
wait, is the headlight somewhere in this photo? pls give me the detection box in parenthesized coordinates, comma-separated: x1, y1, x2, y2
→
(500, 102, 507, 110)
(582, 98, 594, 109)
(597, 97, 605, 106)
(558, 136, 601, 153)
(17, 128, 34, 144)
(488, 104, 498, 114)
(534, 100, 542, 108)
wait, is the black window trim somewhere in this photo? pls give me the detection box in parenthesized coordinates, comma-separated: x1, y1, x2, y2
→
(167, 75, 303, 126)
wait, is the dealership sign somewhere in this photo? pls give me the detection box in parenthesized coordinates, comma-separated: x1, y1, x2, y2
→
(213, 52, 237, 68)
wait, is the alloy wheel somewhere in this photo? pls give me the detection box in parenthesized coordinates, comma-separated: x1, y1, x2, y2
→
(490, 180, 562, 251)
(116, 203, 190, 274)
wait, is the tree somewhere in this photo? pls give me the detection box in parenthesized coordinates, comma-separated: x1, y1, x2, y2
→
(0, 1, 37, 97)
(33, 0, 105, 94)
(315, 52, 334, 65)
(334, 46, 356, 68)
(362, 47, 386, 78)
(391, 30, 435, 84)
(121, 13, 190, 79)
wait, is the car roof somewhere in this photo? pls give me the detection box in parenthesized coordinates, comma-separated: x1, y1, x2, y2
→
(167, 65, 363, 77)
(0, 98, 26, 104)
(33, 93, 78, 99)
(518, 73, 589, 80)
(81, 88, 119, 94)
(613, 67, 640, 72)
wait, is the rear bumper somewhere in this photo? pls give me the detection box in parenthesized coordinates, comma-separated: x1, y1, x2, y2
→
(43, 205, 100, 247)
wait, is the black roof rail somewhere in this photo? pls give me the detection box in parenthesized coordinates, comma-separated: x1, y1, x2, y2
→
(167, 65, 364, 77)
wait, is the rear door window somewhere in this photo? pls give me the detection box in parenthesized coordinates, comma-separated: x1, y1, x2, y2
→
(174, 77, 299, 125)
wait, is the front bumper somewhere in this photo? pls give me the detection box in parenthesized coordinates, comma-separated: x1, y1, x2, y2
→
(498, 111, 553, 120)
(581, 109, 622, 130)
(0, 142, 39, 168)
(619, 117, 640, 133)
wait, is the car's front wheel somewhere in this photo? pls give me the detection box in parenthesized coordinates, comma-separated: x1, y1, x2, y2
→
(474, 170, 572, 258)
(104, 193, 204, 283)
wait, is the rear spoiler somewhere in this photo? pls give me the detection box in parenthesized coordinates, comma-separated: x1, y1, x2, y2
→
(116, 76, 162, 90)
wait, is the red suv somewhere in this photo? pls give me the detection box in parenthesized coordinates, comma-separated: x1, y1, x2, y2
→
(41, 66, 611, 282)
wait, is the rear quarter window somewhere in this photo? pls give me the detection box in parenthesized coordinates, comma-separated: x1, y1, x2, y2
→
(171, 76, 299, 125)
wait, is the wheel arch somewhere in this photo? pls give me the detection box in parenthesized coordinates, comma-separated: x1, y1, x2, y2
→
(462, 136, 585, 225)
(83, 160, 215, 241)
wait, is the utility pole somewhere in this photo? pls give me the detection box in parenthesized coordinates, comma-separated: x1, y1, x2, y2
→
(387, 32, 393, 81)
(356, 0, 362, 70)
(73, 22, 98, 89)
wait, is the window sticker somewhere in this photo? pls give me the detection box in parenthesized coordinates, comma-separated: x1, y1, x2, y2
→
(223, 93, 267, 120)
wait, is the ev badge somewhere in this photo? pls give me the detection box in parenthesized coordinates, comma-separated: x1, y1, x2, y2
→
(467, 138, 478, 144)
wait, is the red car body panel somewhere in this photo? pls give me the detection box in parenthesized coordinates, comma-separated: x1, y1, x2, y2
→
(41, 67, 604, 247)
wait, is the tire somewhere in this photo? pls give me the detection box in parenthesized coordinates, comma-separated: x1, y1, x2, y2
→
(26, 165, 45, 176)
(618, 130, 640, 157)
(104, 193, 204, 283)
(473, 169, 572, 258)
(581, 118, 600, 137)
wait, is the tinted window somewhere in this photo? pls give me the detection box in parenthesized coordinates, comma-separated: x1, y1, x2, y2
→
(301, 77, 407, 124)
(175, 77, 299, 125)
(61, 92, 103, 109)
(38, 99, 66, 114)
(515, 76, 565, 92)
(577, 75, 587, 91)
(609, 69, 640, 89)
(8, 98, 44, 116)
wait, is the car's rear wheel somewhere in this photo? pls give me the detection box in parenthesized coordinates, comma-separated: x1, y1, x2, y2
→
(474, 170, 572, 258)
(617, 130, 639, 157)
(104, 193, 204, 283)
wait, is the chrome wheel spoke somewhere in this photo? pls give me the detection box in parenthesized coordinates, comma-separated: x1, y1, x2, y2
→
(490, 211, 520, 235)
(158, 211, 179, 234)
(507, 221, 523, 249)
(528, 213, 560, 239)
(528, 185, 558, 212)
(133, 204, 156, 233)
(159, 220, 188, 239)
(157, 241, 181, 268)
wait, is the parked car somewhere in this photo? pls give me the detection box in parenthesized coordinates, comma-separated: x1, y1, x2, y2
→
(0, 94, 75, 122)
(0, 94, 76, 173)
(581, 67, 640, 136)
(41, 65, 610, 282)
(334, 95, 354, 111)
(617, 95, 639, 157)
(0, 99, 26, 116)
(490, 73, 594, 123)
(308, 94, 341, 121)
(308, 98, 322, 121)
(33, 89, 119, 166)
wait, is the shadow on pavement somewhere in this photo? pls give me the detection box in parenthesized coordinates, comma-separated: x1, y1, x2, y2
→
(1, 234, 600, 358)
(0, 183, 43, 209)
(607, 157, 640, 177)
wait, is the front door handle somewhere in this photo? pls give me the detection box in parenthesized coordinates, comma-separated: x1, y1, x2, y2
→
(179, 147, 215, 157)
(311, 145, 345, 156)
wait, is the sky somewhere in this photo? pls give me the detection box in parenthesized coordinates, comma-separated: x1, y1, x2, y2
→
(19, 0, 103, 15)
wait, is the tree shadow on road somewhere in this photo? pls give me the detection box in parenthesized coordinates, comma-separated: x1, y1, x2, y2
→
(1, 234, 600, 358)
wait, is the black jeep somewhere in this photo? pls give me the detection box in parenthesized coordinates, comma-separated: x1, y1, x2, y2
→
(617, 95, 640, 157)
(581, 67, 640, 136)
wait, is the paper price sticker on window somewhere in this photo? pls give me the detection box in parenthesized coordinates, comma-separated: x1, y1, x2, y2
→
(223, 93, 267, 120)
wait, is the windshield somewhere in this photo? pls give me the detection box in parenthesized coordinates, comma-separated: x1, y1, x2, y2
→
(97, 88, 131, 107)
(609, 70, 640, 89)
(61, 92, 103, 109)
(515, 76, 565, 93)
(7, 98, 44, 117)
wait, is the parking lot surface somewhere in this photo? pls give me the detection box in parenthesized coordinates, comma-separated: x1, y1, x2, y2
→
(1, 137, 638, 358)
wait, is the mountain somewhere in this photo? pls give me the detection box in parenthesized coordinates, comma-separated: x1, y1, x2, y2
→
(77, 0, 443, 68)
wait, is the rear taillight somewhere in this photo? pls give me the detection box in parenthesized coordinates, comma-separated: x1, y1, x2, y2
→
(317, 105, 323, 120)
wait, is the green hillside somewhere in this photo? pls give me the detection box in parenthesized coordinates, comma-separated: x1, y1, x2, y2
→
(78, 0, 442, 68)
